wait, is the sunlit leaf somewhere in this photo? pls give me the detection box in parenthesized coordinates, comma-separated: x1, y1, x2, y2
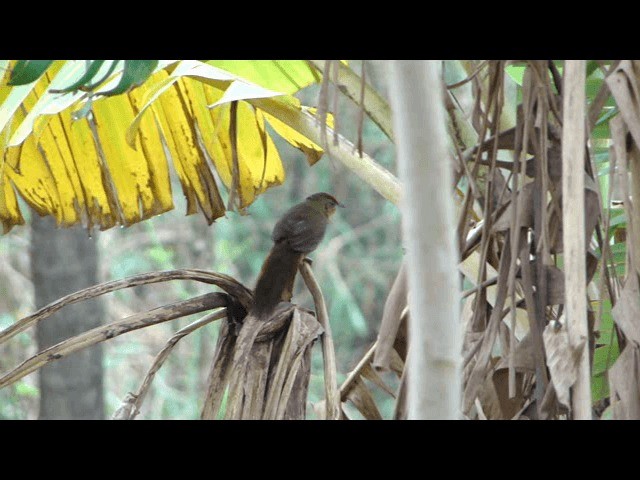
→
(208, 60, 318, 95)
(1, 60, 325, 233)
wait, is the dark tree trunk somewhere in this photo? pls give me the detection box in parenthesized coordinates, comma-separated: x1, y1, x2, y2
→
(31, 215, 105, 419)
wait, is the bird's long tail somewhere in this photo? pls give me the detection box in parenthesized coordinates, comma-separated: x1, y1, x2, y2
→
(253, 242, 304, 317)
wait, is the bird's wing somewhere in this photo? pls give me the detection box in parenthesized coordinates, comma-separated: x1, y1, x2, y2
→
(272, 206, 326, 253)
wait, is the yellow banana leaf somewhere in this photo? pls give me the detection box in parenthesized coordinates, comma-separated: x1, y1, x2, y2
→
(0, 60, 326, 234)
(207, 60, 320, 94)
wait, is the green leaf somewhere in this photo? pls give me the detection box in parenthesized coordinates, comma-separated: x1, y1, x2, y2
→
(49, 60, 106, 93)
(594, 151, 609, 163)
(608, 210, 627, 231)
(84, 60, 121, 90)
(586, 60, 600, 78)
(8, 61, 89, 146)
(148, 246, 174, 266)
(586, 77, 604, 99)
(591, 373, 609, 403)
(505, 64, 526, 86)
(610, 242, 627, 255)
(596, 107, 618, 126)
(592, 121, 612, 140)
(596, 298, 615, 345)
(8, 61, 90, 146)
(8, 60, 54, 86)
(15, 381, 39, 397)
(99, 60, 160, 97)
(593, 342, 619, 376)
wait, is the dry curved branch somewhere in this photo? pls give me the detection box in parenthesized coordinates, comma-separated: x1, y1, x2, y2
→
(0, 292, 227, 389)
(299, 260, 340, 420)
(446, 60, 489, 90)
(0, 269, 252, 346)
(114, 309, 228, 420)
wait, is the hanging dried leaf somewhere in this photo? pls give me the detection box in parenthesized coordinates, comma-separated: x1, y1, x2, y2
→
(609, 344, 640, 419)
(463, 239, 513, 413)
(543, 320, 584, 409)
(360, 362, 396, 397)
(476, 368, 503, 419)
(495, 332, 536, 372)
(606, 60, 640, 149)
(345, 377, 383, 420)
(492, 368, 527, 419)
(492, 183, 535, 232)
(611, 272, 640, 345)
(393, 368, 407, 420)
(548, 188, 600, 254)
(528, 262, 565, 306)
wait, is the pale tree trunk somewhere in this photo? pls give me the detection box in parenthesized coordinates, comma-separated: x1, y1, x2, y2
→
(31, 215, 105, 419)
(561, 60, 592, 419)
(388, 60, 461, 419)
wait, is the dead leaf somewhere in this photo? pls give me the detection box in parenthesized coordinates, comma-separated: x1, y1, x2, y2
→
(463, 238, 513, 413)
(492, 368, 527, 419)
(393, 368, 407, 420)
(611, 272, 640, 345)
(492, 183, 535, 232)
(543, 319, 584, 409)
(360, 362, 396, 397)
(373, 262, 407, 371)
(529, 262, 565, 306)
(346, 377, 383, 420)
(545, 264, 565, 306)
(476, 369, 503, 419)
(609, 345, 640, 419)
(548, 188, 600, 254)
(606, 61, 640, 150)
(387, 347, 405, 377)
(531, 139, 562, 184)
(586, 249, 599, 284)
(495, 332, 536, 372)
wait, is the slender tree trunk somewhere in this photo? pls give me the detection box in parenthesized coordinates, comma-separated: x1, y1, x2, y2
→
(31, 215, 105, 419)
(388, 61, 461, 419)
(561, 60, 592, 419)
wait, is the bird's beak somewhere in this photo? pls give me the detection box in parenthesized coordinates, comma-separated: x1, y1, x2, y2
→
(337, 202, 346, 208)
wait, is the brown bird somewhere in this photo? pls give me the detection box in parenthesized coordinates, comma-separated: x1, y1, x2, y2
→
(253, 192, 344, 316)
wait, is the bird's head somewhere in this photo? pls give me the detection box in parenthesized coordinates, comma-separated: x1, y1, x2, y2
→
(306, 192, 345, 218)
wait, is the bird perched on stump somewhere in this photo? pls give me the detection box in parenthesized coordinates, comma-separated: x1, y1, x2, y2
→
(253, 192, 344, 316)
